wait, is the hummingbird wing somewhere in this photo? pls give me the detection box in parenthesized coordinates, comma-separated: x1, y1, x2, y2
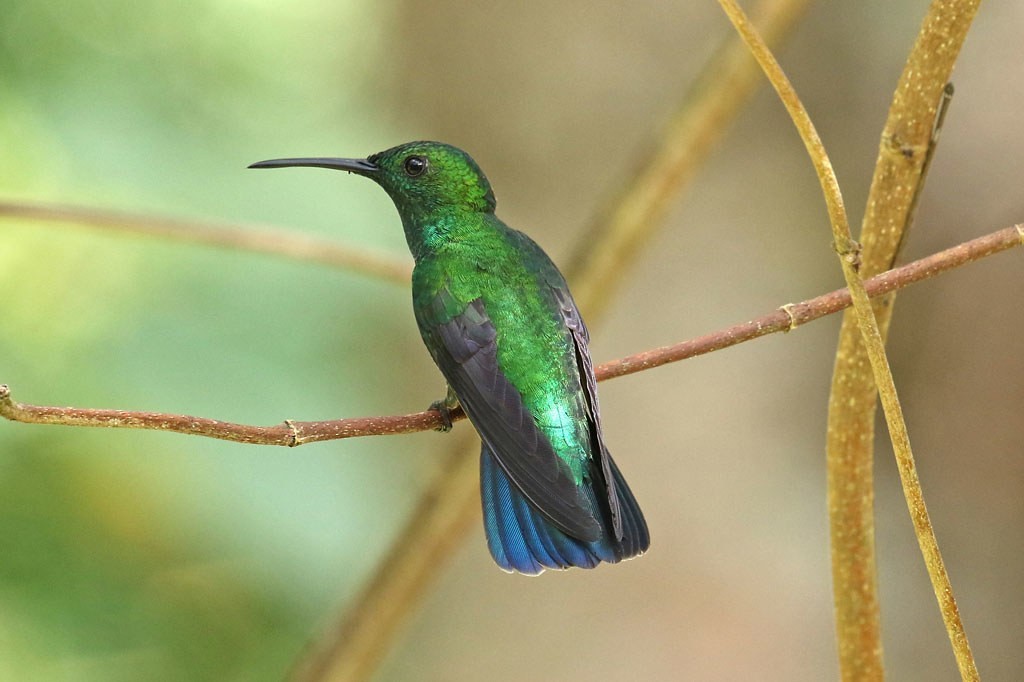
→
(419, 288, 603, 542)
(545, 281, 625, 543)
(521, 226, 647, 557)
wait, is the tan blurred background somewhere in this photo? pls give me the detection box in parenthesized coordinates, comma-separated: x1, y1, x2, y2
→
(1, 1, 1021, 680)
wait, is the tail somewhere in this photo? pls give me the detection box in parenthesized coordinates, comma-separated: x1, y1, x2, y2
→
(480, 444, 649, 575)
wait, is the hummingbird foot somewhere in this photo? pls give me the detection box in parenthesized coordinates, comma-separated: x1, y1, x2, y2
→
(428, 385, 460, 432)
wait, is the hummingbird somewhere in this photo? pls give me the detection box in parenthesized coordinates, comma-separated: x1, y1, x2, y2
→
(250, 141, 649, 574)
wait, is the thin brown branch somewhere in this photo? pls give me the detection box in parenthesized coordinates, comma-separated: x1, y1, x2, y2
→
(598, 225, 1022, 380)
(0, 200, 412, 284)
(4, 225, 1019, 445)
(826, 2, 981, 680)
(0, 391, 451, 446)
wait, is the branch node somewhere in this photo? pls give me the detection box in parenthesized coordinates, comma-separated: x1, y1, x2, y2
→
(779, 303, 799, 331)
(1016, 223, 1024, 244)
(884, 134, 928, 161)
(833, 238, 863, 271)
(284, 419, 301, 447)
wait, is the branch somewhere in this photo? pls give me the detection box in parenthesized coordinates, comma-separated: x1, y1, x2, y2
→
(4, 225, 1019, 445)
(0, 200, 412, 285)
(598, 225, 1022, 380)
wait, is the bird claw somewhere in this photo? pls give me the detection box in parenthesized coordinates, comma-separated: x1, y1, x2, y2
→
(429, 399, 454, 432)
(429, 386, 459, 432)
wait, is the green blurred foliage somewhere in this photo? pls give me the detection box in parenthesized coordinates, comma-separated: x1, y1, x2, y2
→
(0, 435, 298, 680)
(0, 1, 443, 680)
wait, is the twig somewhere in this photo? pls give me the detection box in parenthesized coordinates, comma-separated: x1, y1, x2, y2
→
(715, 1, 981, 680)
(0, 200, 411, 285)
(597, 225, 1021, 380)
(4, 224, 1019, 444)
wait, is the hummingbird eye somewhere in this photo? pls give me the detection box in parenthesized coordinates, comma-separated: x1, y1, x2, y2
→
(403, 155, 428, 177)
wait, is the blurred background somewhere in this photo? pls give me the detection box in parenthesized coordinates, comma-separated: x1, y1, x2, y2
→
(1, 1, 1021, 680)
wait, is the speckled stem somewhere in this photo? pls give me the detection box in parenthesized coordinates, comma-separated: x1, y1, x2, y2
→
(826, 3, 980, 680)
(716, 0, 981, 679)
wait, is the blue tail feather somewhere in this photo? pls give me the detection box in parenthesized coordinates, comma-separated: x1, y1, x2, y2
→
(514, 483, 602, 570)
(480, 444, 648, 574)
(481, 451, 539, 573)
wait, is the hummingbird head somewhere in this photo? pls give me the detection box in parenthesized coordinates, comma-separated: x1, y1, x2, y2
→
(249, 141, 496, 217)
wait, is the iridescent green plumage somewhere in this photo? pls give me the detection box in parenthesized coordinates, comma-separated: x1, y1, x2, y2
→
(251, 141, 649, 574)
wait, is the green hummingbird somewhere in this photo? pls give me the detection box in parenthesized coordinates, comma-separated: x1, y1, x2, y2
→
(250, 141, 649, 574)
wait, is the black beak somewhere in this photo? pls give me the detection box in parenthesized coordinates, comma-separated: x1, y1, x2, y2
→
(248, 157, 378, 175)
